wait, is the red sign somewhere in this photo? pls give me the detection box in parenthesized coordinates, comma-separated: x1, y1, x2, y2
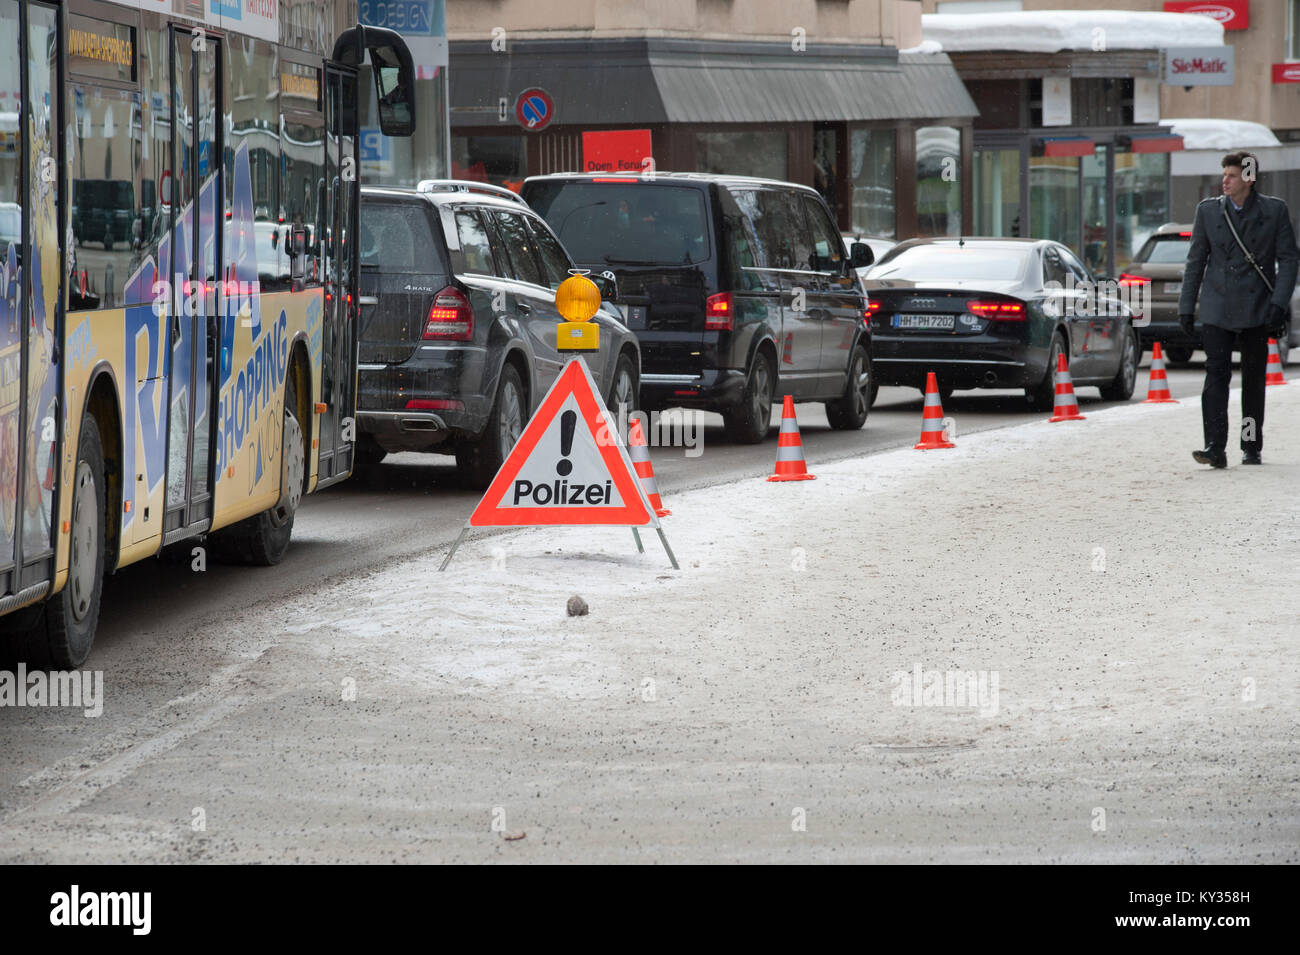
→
(468, 359, 654, 528)
(1273, 63, 1300, 83)
(514, 87, 554, 131)
(581, 129, 653, 175)
(1163, 0, 1249, 30)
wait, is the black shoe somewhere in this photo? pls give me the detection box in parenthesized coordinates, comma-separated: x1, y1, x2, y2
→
(1193, 448, 1228, 468)
(1242, 451, 1262, 465)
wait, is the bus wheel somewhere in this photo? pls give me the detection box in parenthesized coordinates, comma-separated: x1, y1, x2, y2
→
(208, 380, 304, 566)
(16, 416, 107, 668)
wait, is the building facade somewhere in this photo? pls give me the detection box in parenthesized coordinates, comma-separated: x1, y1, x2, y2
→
(445, 0, 977, 238)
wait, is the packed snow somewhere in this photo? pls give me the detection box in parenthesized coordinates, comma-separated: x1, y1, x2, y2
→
(1159, 118, 1282, 150)
(923, 10, 1224, 53)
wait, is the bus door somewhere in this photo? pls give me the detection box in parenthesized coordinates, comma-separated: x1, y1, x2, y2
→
(162, 26, 220, 542)
(316, 63, 359, 486)
(1, 0, 61, 607)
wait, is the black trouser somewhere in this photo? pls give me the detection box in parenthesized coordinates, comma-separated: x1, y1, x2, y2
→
(1201, 323, 1269, 455)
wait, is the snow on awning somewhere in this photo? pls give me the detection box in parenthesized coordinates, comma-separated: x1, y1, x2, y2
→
(1127, 134, 1184, 154)
(1158, 118, 1281, 150)
(923, 11, 1224, 53)
(1039, 136, 1095, 157)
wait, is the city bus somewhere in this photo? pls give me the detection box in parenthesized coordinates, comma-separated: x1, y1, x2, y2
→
(0, 0, 416, 667)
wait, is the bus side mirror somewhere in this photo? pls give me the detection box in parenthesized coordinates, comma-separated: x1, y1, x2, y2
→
(332, 24, 416, 137)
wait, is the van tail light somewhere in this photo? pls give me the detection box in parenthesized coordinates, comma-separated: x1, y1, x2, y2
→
(966, 299, 1026, 321)
(705, 292, 734, 331)
(1118, 273, 1151, 287)
(424, 286, 474, 340)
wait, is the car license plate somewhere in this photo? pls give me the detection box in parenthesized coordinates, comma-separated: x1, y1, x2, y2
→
(892, 313, 954, 330)
(1164, 282, 1182, 294)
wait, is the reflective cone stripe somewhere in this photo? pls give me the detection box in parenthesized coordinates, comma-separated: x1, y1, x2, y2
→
(767, 394, 816, 481)
(914, 371, 955, 450)
(782, 332, 794, 365)
(1143, 341, 1178, 403)
(1049, 352, 1086, 421)
(628, 417, 670, 517)
(1266, 339, 1287, 386)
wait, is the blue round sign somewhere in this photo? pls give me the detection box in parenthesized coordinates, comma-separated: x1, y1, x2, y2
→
(515, 88, 554, 132)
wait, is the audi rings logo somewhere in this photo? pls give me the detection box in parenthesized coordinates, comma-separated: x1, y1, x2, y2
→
(908, 298, 937, 309)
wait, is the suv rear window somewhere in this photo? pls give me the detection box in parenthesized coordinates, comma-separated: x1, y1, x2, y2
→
(526, 181, 711, 266)
(1135, 234, 1191, 264)
(360, 200, 443, 274)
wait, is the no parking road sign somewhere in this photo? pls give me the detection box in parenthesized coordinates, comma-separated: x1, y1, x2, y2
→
(515, 87, 554, 131)
(440, 358, 677, 569)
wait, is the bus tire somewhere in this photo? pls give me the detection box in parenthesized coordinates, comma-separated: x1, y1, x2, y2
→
(16, 415, 107, 669)
(208, 379, 304, 566)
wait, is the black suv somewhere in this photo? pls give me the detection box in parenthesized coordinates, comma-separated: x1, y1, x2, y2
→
(356, 181, 641, 487)
(522, 173, 875, 443)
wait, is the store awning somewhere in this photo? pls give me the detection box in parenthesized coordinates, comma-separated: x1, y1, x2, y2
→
(1039, 136, 1096, 157)
(1127, 134, 1185, 153)
(449, 39, 978, 127)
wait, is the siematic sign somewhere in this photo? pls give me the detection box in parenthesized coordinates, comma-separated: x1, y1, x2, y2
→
(1163, 46, 1235, 86)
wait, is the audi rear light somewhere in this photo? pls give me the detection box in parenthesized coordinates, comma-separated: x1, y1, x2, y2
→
(1118, 273, 1151, 287)
(705, 292, 734, 331)
(966, 299, 1026, 320)
(424, 286, 474, 341)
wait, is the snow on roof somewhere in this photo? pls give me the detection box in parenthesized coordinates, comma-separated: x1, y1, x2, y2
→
(899, 39, 945, 56)
(922, 10, 1224, 53)
(1159, 118, 1281, 150)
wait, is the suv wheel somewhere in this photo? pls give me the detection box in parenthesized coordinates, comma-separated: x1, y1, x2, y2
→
(352, 434, 387, 475)
(458, 363, 525, 490)
(825, 343, 871, 430)
(724, 351, 774, 444)
(608, 352, 638, 433)
(1164, 345, 1194, 364)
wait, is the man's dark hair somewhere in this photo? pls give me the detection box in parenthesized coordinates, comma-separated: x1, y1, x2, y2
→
(1222, 151, 1259, 174)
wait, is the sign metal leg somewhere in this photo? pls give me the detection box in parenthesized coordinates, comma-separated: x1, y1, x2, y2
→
(632, 527, 644, 553)
(439, 527, 470, 572)
(656, 527, 679, 570)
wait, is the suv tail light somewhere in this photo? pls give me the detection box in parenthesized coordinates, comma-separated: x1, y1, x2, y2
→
(966, 299, 1026, 321)
(424, 287, 474, 340)
(705, 292, 733, 331)
(1118, 273, 1151, 287)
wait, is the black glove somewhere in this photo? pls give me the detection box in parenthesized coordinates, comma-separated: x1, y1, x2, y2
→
(1179, 314, 1196, 337)
(1266, 303, 1289, 340)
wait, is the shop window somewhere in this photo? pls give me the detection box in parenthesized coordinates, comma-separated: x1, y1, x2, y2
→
(974, 148, 1020, 238)
(850, 128, 895, 238)
(1114, 152, 1169, 272)
(452, 135, 526, 190)
(695, 130, 787, 181)
(1029, 154, 1080, 255)
(916, 126, 961, 237)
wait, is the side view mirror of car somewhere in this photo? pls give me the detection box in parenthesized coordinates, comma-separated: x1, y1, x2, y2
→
(850, 242, 875, 269)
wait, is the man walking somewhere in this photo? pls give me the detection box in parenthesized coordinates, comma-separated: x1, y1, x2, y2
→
(1180, 151, 1298, 467)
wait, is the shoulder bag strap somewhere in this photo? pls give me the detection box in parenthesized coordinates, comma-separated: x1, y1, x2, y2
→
(1221, 195, 1274, 293)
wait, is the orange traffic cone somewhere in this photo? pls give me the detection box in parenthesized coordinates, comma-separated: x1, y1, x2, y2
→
(1049, 352, 1086, 422)
(913, 372, 955, 450)
(767, 395, 816, 482)
(1142, 341, 1178, 403)
(1265, 339, 1287, 386)
(628, 416, 670, 517)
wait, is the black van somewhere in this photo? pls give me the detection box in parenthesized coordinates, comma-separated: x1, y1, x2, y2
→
(522, 173, 875, 443)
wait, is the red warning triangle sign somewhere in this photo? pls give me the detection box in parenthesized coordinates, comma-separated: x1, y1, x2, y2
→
(468, 358, 656, 528)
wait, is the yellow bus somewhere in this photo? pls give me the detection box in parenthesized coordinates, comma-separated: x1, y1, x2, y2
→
(0, 0, 416, 666)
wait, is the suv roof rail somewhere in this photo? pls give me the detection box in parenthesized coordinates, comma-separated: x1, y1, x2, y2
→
(416, 179, 528, 205)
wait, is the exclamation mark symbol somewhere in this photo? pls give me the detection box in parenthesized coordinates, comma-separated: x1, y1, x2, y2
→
(557, 410, 576, 475)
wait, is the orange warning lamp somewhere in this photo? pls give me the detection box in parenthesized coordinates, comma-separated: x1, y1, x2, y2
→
(556, 273, 600, 350)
